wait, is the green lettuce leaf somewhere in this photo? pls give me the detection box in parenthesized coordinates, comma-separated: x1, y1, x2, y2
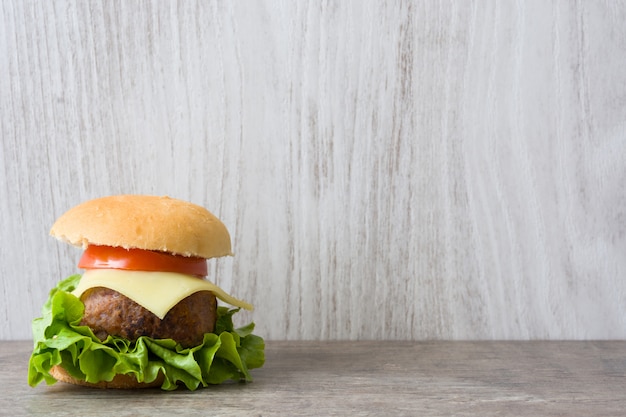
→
(28, 274, 265, 391)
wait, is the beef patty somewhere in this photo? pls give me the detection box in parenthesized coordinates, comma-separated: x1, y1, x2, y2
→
(79, 287, 218, 348)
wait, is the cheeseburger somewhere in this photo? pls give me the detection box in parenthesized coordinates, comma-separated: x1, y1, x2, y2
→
(28, 195, 264, 390)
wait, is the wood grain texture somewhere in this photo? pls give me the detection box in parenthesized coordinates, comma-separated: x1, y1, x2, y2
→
(4, 340, 626, 416)
(1, 1, 625, 340)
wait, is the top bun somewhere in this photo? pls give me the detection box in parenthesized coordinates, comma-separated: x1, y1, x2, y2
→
(50, 195, 233, 259)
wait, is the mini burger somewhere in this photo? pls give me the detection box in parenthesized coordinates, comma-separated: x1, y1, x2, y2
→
(28, 195, 264, 390)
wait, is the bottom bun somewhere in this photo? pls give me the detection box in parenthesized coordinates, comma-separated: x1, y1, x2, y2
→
(50, 365, 165, 389)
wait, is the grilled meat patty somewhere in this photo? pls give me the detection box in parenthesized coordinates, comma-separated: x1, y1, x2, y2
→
(79, 287, 218, 348)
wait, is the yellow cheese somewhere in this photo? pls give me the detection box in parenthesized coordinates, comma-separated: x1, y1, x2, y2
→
(72, 269, 253, 319)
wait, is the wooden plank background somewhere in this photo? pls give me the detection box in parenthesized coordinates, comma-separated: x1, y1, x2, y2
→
(1, 1, 625, 341)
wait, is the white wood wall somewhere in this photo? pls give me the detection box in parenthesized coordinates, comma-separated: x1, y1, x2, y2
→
(2, 1, 625, 341)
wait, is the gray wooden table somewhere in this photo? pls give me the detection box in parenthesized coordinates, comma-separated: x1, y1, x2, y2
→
(2, 340, 625, 416)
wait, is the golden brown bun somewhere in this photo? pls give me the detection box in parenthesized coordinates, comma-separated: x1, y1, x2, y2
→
(50, 365, 165, 389)
(50, 195, 232, 259)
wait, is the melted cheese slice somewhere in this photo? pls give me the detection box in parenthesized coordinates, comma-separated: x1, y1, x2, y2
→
(72, 269, 253, 319)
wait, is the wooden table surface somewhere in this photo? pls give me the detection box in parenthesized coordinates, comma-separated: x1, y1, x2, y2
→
(2, 340, 625, 416)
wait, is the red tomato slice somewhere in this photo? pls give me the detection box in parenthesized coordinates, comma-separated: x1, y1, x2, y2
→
(78, 245, 208, 277)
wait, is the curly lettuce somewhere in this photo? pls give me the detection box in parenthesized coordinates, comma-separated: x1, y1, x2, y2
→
(28, 274, 265, 390)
